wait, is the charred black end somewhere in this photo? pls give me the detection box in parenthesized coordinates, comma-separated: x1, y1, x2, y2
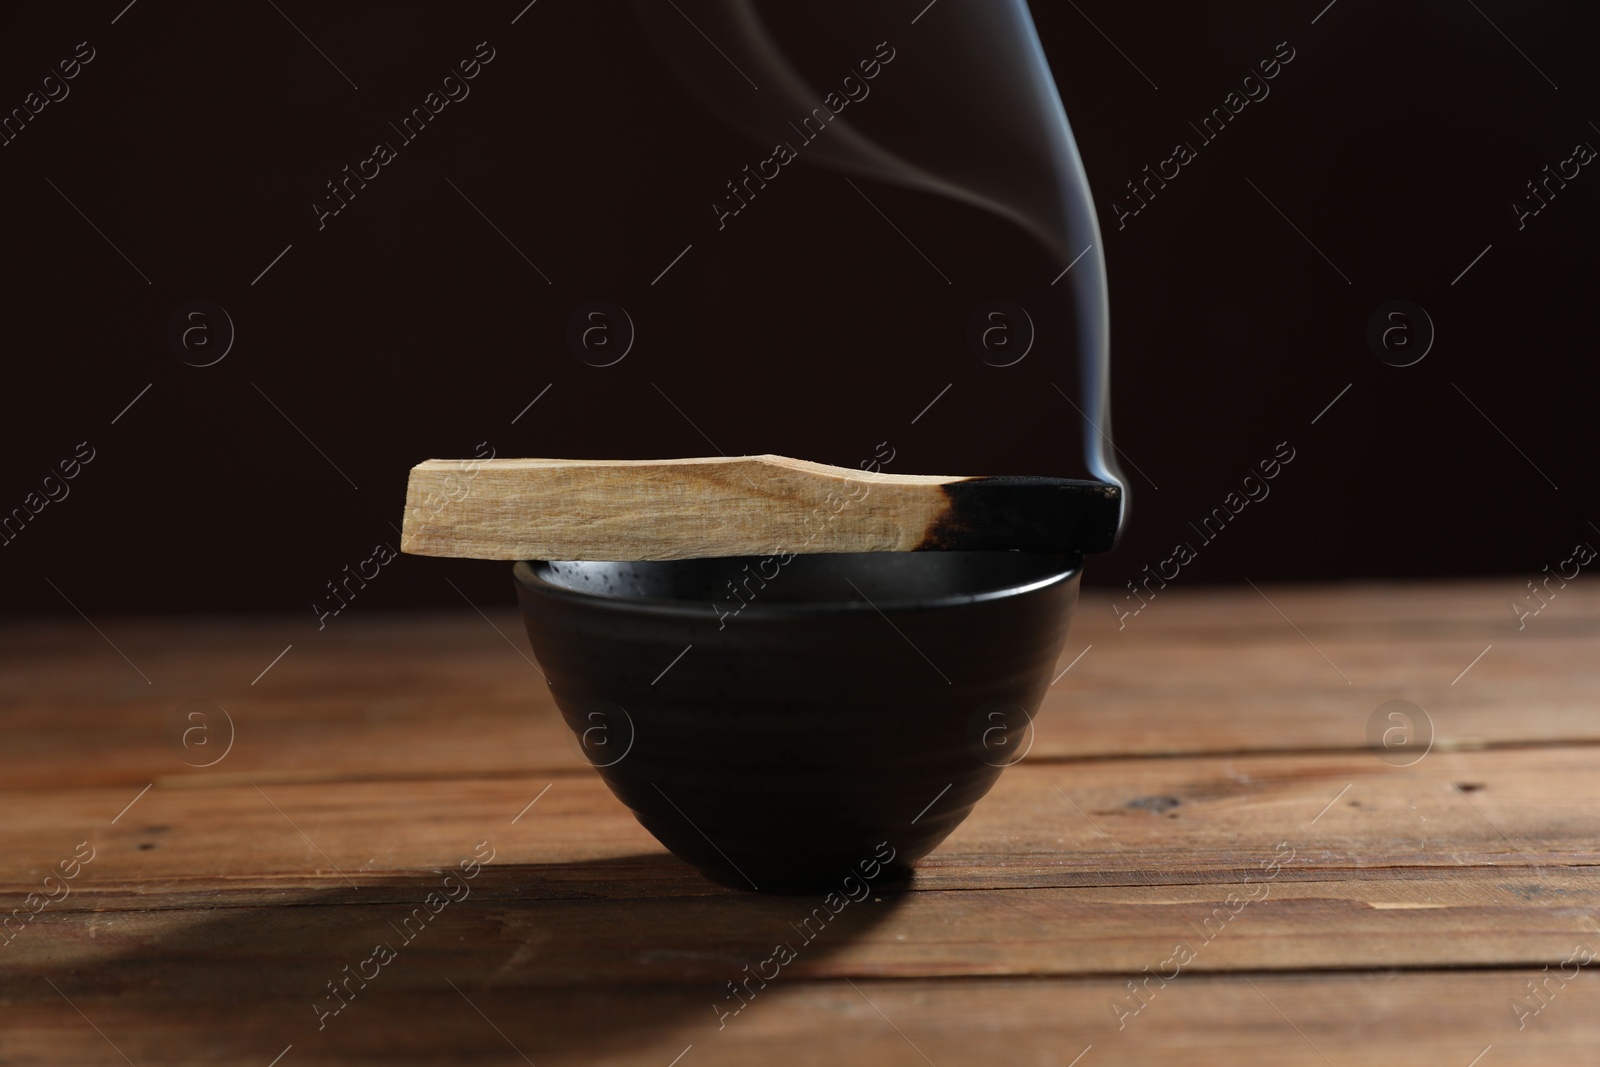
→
(917, 477, 1121, 554)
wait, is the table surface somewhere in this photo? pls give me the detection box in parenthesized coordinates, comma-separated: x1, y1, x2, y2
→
(3, 580, 1598, 1065)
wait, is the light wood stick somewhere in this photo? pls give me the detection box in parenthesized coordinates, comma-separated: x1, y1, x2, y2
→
(400, 454, 1119, 561)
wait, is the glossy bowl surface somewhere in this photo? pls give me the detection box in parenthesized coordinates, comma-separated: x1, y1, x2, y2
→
(514, 551, 1081, 891)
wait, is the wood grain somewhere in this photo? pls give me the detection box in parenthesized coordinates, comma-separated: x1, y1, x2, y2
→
(400, 453, 1119, 560)
(7, 973, 1597, 1066)
(2, 581, 1597, 1064)
(4, 580, 1593, 789)
(3, 748, 1597, 904)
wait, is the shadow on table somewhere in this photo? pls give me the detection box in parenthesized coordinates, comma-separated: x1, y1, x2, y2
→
(4, 851, 913, 1064)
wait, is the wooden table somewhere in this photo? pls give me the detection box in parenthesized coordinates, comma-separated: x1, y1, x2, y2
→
(4, 581, 1598, 1065)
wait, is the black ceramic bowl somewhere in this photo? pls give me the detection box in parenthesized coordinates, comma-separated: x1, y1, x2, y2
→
(513, 551, 1081, 891)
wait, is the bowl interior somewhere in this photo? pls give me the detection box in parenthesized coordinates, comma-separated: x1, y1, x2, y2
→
(529, 551, 1080, 610)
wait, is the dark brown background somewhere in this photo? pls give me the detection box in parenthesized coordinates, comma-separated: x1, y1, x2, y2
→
(1, 0, 1594, 618)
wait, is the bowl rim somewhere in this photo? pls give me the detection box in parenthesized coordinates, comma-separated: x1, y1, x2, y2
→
(512, 553, 1082, 618)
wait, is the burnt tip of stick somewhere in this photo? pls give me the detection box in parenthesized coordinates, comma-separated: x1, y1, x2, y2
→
(918, 476, 1121, 555)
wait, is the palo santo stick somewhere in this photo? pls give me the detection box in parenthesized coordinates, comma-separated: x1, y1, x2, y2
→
(400, 454, 1119, 561)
